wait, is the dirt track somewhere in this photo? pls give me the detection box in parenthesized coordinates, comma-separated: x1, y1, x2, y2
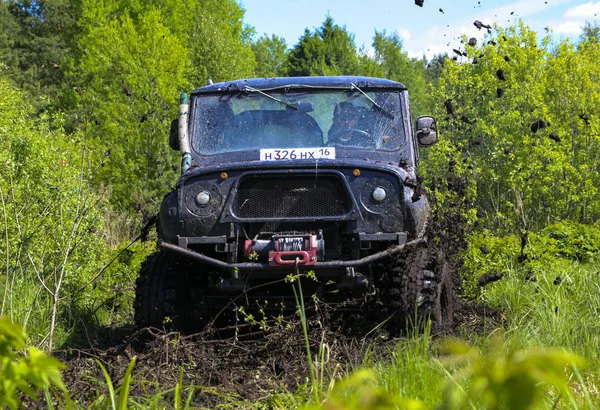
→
(56, 298, 501, 407)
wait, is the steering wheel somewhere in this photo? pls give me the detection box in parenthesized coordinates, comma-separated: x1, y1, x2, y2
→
(330, 128, 371, 146)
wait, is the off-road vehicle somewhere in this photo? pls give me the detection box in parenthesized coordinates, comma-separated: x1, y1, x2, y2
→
(134, 76, 453, 332)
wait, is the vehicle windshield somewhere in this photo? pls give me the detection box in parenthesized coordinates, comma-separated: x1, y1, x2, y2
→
(191, 89, 405, 155)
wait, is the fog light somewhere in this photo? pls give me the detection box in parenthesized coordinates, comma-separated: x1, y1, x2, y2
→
(196, 191, 211, 205)
(372, 187, 386, 201)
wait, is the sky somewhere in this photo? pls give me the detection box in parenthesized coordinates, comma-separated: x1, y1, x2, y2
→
(241, 0, 600, 59)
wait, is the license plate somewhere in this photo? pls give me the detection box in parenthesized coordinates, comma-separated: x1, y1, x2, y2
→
(260, 147, 335, 161)
(277, 237, 305, 252)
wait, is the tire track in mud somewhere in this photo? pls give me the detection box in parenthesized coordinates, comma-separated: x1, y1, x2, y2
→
(57, 296, 501, 407)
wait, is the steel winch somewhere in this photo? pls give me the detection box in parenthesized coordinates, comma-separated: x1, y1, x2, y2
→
(243, 231, 325, 266)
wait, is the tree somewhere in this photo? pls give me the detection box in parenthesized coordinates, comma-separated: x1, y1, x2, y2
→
(287, 16, 359, 76)
(156, 0, 256, 84)
(372, 30, 429, 115)
(71, 5, 190, 215)
(64, 0, 258, 220)
(581, 22, 599, 44)
(0, 76, 108, 350)
(0, 0, 82, 113)
(252, 34, 288, 77)
(424, 53, 448, 86)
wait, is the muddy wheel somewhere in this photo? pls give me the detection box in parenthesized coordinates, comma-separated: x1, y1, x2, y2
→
(134, 251, 207, 331)
(387, 247, 432, 331)
(385, 246, 454, 333)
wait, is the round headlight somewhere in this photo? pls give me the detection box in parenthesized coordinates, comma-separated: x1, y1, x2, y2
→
(372, 187, 387, 202)
(195, 191, 211, 205)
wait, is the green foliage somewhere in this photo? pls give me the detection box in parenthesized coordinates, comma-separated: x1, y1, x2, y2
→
(539, 221, 600, 262)
(67, 0, 256, 215)
(425, 22, 600, 235)
(581, 22, 600, 44)
(284, 17, 431, 115)
(423, 54, 447, 86)
(0, 318, 67, 409)
(67, 241, 154, 344)
(461, 222, 600, 298)
(439, 337, 582, 410)
(0, 0, 81, 113)
(372, 31, 429, 115)
(162, 0, 256, 84)
(0, 76, 107, 339)
(302, 369, 427, 410)
(72, 5, 189, 214)
(252, 34, 289, 77)
(287, 16, 360, 76)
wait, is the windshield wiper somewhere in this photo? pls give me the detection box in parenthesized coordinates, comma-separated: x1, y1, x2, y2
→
(350, 83, 395, 119)
(244, 86, 298, 110)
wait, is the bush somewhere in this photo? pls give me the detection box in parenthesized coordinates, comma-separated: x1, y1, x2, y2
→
(0, 77, 110, 349)
(461, 222, 600, 299)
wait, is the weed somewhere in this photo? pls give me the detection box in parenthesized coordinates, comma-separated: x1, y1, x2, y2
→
(0, 318, 67, 409)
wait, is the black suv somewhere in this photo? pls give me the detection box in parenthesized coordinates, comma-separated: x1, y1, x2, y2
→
(134, 76, 453, 331)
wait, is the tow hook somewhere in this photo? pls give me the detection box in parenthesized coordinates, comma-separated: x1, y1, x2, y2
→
(336, 267, 371, 292)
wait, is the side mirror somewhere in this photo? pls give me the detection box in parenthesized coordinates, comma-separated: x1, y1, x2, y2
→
(169, 119, 180, 150)
(415, 116, 438, 146)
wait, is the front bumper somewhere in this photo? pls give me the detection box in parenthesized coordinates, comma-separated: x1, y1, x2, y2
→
(160, 236, 424, 271)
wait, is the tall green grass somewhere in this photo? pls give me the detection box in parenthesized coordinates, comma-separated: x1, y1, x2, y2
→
(483, 261, 600, 356)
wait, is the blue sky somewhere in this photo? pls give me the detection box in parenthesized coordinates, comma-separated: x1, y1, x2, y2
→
(241, 0, 600, 59)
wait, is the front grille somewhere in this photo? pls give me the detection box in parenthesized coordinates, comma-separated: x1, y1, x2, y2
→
(234, 174, 350, 219)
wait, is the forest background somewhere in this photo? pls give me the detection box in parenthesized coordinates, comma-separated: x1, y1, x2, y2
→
(0, 0, 599, 407)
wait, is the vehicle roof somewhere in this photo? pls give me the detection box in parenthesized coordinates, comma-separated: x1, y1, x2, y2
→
(192, 76, 407, 94)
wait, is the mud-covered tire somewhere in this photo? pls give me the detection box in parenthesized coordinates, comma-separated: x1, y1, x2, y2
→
(385, 246, 454, 333)
(386, 247, 432, 330)
(134, 251, 206, 331)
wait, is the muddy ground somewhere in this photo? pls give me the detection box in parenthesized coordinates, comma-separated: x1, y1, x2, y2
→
(55, 299, 502, 408)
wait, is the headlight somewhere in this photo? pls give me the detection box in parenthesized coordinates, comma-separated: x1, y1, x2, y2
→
(184, 179, 223, 217)
(372, 187, 387, 201)
(195, 191, 211, 205)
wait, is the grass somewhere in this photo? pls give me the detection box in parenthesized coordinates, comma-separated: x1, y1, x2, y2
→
(354, 324, 444, 407)
(483, 258, 600, 359)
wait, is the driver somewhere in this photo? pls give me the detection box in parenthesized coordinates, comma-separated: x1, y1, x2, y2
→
(328, 101, 369, 145)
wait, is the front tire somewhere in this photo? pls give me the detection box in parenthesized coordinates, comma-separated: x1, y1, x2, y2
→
(134, 251, 206, 331)
(385, 246, 454, 333)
